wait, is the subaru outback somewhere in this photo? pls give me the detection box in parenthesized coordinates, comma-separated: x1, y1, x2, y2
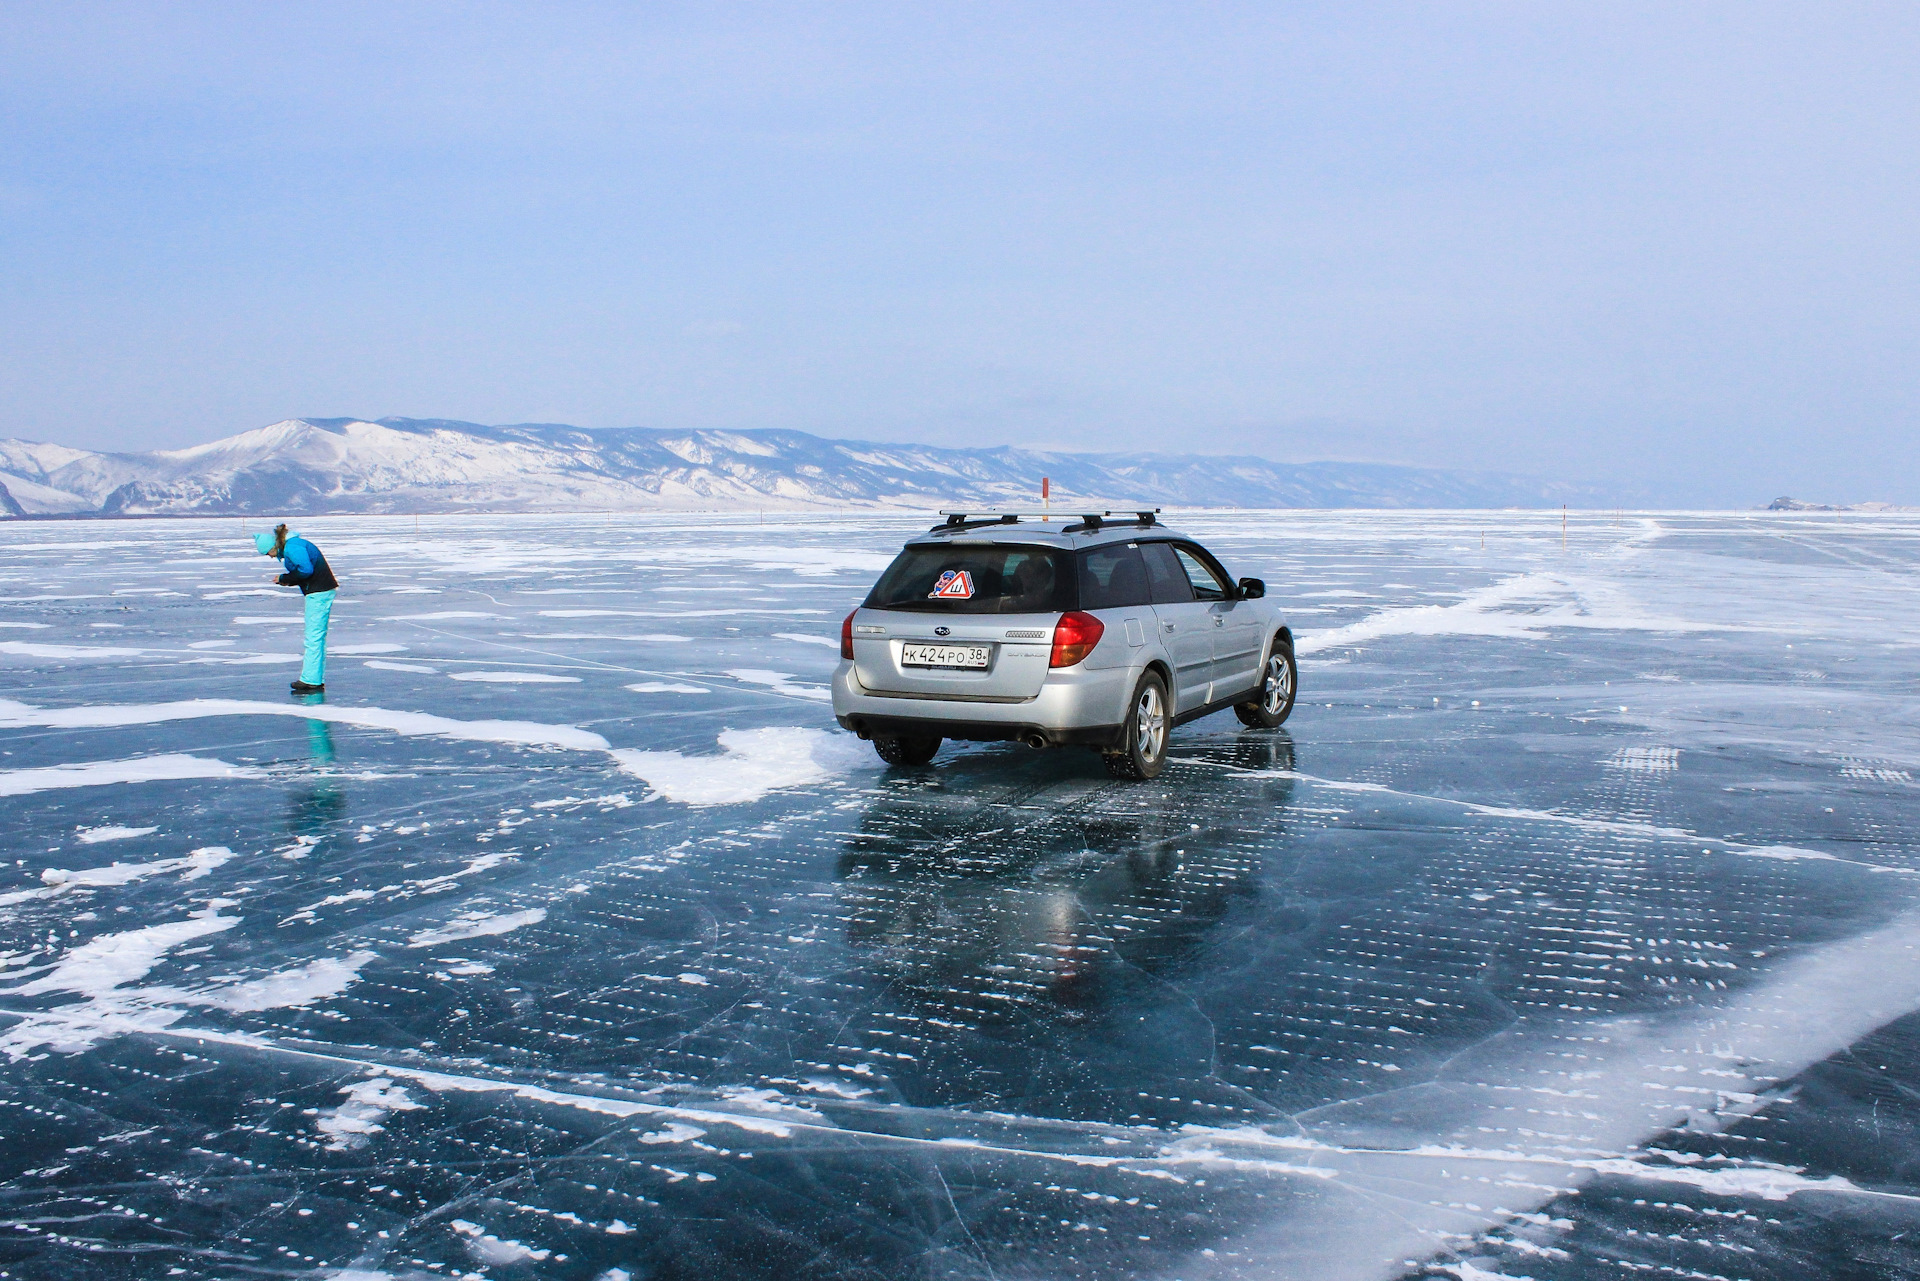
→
(831, 510, 1296, 779)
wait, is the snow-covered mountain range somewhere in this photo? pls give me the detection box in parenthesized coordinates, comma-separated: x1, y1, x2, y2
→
(0, 417, 1602, 516)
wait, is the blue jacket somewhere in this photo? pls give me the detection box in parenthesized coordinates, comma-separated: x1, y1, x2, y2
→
(277, 536, 339, 595)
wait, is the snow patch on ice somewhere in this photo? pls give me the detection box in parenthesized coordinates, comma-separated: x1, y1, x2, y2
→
(448, 670, 582, 683)
(1738, 845, 1845, 863)
(798, 1076, 875, 1099)
(540, 607, 827, 619)
(75, 825, 159, 844)
(279, 887, 380, 924)
(2, 847, 235, 908)
(192, 951, 377, 1012)
(0, 754, 262, 797)
(381, 611, 502, 621)
(315, 1076, 423, 1150)
(0, 908, 239, 1057)
(529, 631, 691, 642)
(365, 660, 437, 673)
(0, 640, 145, 659)
(714, 1085, 827, 1122)
(176, 846, 236, 880)
(408, 908, 547, 947)
(612, 727, 872, 805)
(0, 697, 611, 752)
(11, 910, 237, 998)
(1432, 1265, 1538, 1281)
(1295, 570, 1734, 656)
(725, 668, 831, 701)
(626, 681, 708, 694)
(450, 1219, 550, 1264)
(1576, 1156, 1859, 1201)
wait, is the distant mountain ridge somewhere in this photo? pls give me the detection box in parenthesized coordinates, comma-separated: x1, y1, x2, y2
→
(0, 417, 1607, 516)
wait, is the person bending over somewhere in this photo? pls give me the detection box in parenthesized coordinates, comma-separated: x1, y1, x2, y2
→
(255, 523, 339, 694)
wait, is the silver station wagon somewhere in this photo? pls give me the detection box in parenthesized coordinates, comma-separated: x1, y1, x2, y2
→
(832, 509, 1297, 779)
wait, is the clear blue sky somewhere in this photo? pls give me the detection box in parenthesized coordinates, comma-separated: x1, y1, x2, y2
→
(2, 3, 1915, 504)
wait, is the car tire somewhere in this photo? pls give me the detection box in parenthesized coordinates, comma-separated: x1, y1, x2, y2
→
(873, 734, 941, 766)
(1235, 640, 1297, 729)
(1105, 670, 1171, 781)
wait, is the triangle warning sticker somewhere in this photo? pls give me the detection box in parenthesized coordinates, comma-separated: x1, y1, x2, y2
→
(928, 569, 975, 599)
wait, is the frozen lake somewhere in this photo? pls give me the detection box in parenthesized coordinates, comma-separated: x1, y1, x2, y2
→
(0, 509, 1916, 1281)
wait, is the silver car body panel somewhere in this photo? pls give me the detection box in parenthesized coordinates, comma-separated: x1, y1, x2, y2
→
(1152, 599, 1214, 715)
(831, 520, 1290, 745)
(848, 612, 1055, 700)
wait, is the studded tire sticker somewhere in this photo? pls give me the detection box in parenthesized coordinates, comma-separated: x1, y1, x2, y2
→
(929, 569, 976, 599)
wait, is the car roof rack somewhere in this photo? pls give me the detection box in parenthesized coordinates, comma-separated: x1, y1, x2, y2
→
(928, 512, 1022, 534)
(1059, 508, 1162, 534)
(930, 508, 1163, 535)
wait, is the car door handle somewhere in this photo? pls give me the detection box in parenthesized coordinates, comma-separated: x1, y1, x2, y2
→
(1213, 616, 1224, 627)
(1161, 621, 1176, 632)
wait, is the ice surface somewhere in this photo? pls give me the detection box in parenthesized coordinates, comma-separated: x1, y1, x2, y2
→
(0, 509, 1916, 1280)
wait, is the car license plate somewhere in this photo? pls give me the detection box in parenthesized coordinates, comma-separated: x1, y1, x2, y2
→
(901, 642, 990, 669)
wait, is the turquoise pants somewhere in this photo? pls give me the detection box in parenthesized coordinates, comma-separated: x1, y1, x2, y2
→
(302, 590, 336, 685)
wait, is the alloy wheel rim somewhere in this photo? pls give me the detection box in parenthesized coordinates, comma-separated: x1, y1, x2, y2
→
(1263, 655, 1293, 714)
(1137, 685, 1165, 758)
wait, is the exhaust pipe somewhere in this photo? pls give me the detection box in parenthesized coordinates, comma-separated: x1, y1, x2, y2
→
(1021, 731, 1049, 750)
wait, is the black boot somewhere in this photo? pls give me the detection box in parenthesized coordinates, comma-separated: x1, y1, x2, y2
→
(290, 681, 325, 694)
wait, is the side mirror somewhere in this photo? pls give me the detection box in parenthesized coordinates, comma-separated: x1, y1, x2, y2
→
(1238, 577, 1265, 599)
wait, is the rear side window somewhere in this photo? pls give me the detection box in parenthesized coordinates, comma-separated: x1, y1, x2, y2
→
(1139, 542, 1192, 604)
(1078, 545, 1151, 609)
(865, 545, 1072, 613)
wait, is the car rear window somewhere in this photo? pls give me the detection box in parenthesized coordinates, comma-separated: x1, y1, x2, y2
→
(865, 545, 1074, 613)
(1139, 542, 1193, 604)
(1078, 544, 1152, 609)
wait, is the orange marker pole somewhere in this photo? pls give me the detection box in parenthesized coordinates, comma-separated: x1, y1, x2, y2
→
(1042, 476, 1050, 521)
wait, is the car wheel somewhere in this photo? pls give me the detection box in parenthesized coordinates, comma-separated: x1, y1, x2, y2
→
(1235, 641, 1297, 729)
(1105, 671, 1170, 780)
(873, 734, 941, 766)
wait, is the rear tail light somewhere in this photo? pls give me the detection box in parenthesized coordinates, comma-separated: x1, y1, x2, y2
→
(840, 610, 857, 660)
(1049, 611, 1105, 667)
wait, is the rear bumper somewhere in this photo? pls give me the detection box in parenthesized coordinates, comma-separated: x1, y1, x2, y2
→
(831, 660, 1131, 747)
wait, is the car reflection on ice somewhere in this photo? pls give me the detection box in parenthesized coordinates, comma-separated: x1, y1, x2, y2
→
(836, 734, 1299, 1028)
